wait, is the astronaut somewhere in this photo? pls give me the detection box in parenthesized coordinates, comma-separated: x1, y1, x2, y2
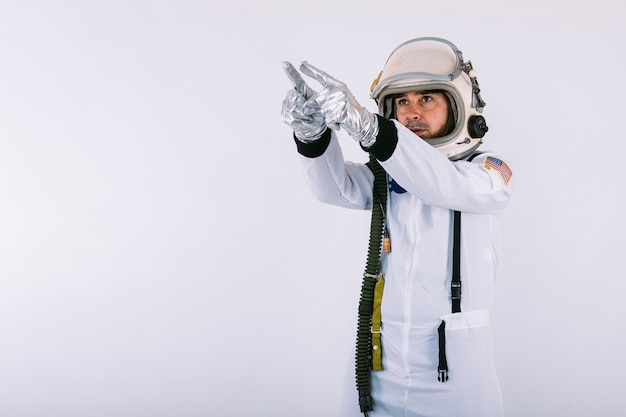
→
(281, 37, 514, 417)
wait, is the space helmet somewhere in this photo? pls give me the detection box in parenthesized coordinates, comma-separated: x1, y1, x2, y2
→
(370, 37, 488, 160)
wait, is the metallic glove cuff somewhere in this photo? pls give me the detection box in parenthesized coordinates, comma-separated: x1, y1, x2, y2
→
(355, 112, 379, 147)
(294, 123, 328, 143)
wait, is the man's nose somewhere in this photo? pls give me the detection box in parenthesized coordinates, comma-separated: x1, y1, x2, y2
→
(407, 103, 422, 119)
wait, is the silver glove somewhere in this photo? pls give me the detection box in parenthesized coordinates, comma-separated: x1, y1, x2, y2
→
(280, 61, 327, 143)
(299, 61, 378, 147)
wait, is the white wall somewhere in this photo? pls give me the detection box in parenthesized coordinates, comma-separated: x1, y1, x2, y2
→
(1, 1, 624, 416)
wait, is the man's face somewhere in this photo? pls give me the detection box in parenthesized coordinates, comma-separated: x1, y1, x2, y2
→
(394, 91, 450, 139)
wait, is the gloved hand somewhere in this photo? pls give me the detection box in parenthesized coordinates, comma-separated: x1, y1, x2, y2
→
(281, 61, 327, 143)
(299, 61, 379, 147)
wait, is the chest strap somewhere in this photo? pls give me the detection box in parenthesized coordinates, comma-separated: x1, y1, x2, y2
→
(451, 210, 462, 314)
(438, 210, 462, 382)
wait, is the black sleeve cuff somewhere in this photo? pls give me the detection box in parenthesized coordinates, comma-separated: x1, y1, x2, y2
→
(361, 115, 398, 162)
(294, 128, 332, 158)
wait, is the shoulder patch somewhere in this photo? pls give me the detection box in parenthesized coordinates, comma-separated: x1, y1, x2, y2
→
(484, 156, 513, 185)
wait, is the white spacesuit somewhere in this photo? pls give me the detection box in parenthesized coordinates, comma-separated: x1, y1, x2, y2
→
(282, 38, 514, 417)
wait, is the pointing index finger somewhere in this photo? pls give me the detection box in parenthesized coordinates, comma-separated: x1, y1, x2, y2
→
(299, 61, 335, 87)
(282, 61, 313, 99)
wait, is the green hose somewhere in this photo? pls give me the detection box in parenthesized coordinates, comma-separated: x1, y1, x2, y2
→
(356, 154, 388, 415)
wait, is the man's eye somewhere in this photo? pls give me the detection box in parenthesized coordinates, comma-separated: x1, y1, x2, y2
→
(397, 99, 408, 106)
(422, 96, 433, 102)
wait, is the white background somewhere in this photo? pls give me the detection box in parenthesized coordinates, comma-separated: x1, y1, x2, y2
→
(1, 1, 624, 416)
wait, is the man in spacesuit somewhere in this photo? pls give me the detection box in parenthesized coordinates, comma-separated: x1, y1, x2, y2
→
(281, 37, 513, 417)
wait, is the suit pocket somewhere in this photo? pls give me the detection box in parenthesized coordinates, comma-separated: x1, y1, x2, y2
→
(437, 309, 503, 416)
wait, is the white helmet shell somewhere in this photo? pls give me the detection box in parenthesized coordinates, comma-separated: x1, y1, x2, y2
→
(370, 37, 488, 160)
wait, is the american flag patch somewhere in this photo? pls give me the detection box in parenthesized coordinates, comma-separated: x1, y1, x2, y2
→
(484, 156, 513, 185)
